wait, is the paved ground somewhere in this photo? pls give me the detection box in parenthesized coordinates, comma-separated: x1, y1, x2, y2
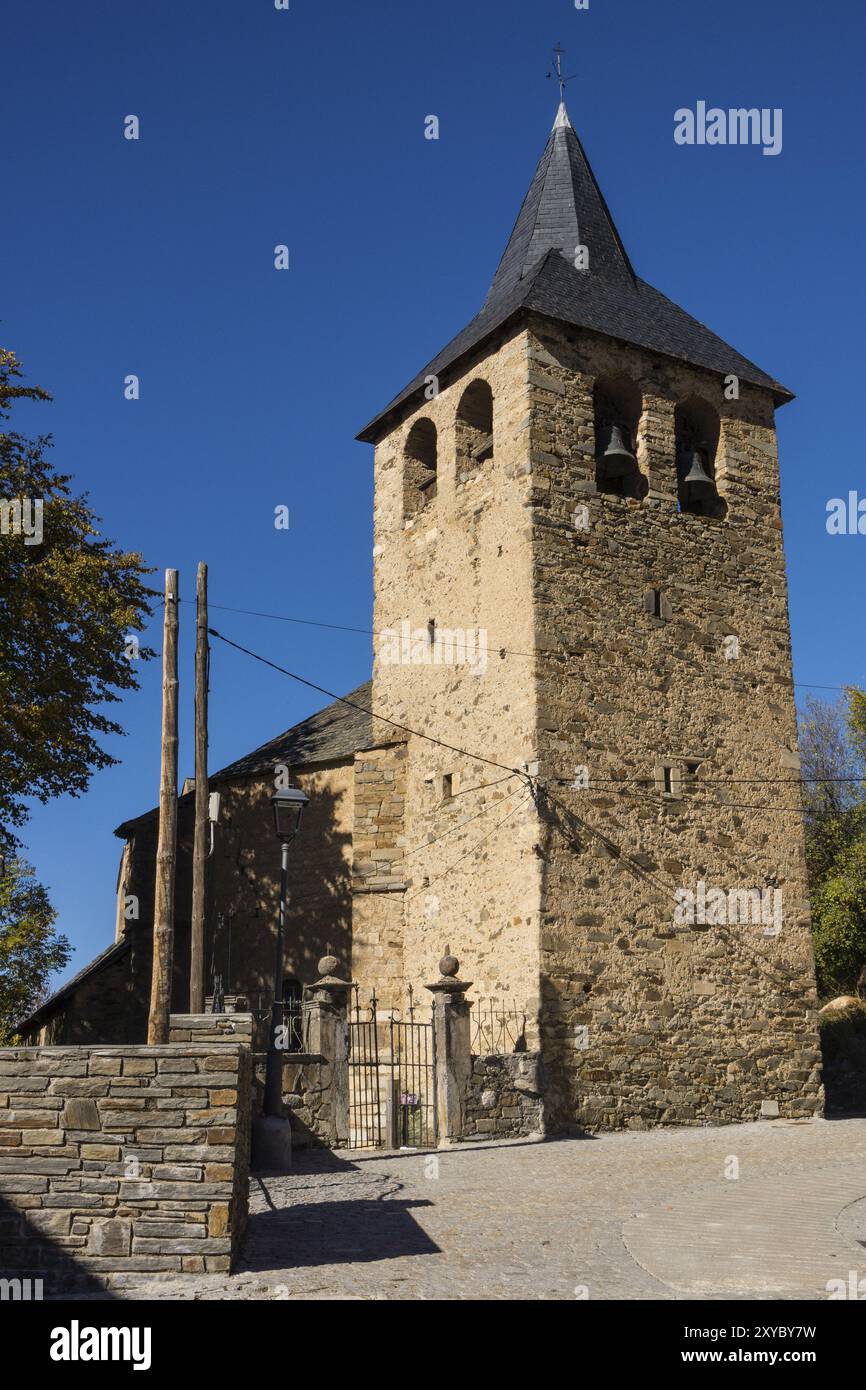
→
(96, 1115, 866, 1301)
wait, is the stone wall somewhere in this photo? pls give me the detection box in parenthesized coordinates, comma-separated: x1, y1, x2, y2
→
(0, 1042, 251, 1289)
(819, 1005, 866, 1115)
(462, 1053, 545, 1140)
(525, 316, 823, 1130)
(281, 1055, 334, 1147)
(351, 742, 407, 1006)
(98, 761, 356, 1049)
(20, 942, 139, 1047)
(366, 305, 823, 1133)
(169, 1013, 253, 1045)
(248, 1050, 335, 1148)
(370, 325, 543, 1028)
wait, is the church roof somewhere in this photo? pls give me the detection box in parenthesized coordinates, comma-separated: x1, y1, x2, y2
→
(358, 102, 792, 442)
(213, 680, 375, 780)
(16, 938, 131, 1034)
(113, 680, 376, 837)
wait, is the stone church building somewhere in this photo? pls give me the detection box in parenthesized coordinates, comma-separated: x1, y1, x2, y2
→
(20, 101, 823, 1130)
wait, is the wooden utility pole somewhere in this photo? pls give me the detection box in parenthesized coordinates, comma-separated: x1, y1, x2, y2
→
(190, 562, 208, 1014)
(147, 568, 180, 1044)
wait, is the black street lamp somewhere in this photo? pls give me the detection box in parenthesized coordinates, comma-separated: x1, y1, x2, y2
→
(263, 787, 309, 1118)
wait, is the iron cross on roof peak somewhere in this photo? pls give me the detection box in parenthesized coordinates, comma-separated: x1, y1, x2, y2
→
(548, 42, 576, 106)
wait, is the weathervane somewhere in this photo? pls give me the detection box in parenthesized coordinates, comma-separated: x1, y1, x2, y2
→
(548, 42, 576, 104)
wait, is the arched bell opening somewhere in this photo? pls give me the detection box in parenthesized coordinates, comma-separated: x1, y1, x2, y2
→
(593, 375, 646, 498)
(674, 396, 725, 518)
(403, 417, 438, 519)
(455, 378, 494, 480)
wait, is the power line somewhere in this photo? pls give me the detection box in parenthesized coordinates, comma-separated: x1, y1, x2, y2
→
(450, 772, 518, 798)
(553, 775, 865, 787)
(403, 777, 523, 857)
(198, 600, 373, 639)
(187, 598, 860, 691)
(563, 797, 806, 815)
(207, 627, 530, 782)
(406, 789, 531, 902)
(206, 628, 840, 1007)
(207, 628, 535, 890)
(209, 624, 863, 800)
(535, 784, 817, 1004)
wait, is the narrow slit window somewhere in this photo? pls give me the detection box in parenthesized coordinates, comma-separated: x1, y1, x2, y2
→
(645, 587, 669, 620)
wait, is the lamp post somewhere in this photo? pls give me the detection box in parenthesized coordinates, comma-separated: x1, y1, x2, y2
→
(263, 786, 309, 1118)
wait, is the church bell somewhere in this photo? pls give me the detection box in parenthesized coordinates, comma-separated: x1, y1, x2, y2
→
(681, 447, 715, 501)
(598, 423, 637, 478)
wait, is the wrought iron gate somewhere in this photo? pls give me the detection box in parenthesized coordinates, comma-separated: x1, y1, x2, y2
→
(347, 987, 437, 1150)
(390, 994, 437, 1150)
(347, 989, 384, 1149)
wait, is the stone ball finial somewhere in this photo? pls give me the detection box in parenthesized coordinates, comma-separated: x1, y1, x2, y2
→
(439, 952, 459, 978)
(318, 954, 339, 978)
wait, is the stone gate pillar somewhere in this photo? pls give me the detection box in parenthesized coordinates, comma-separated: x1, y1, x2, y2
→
(304, 954, 352, 1146)
(425, 950, 473, 1145)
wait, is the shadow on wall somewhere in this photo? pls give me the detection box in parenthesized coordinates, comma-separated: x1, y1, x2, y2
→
(820, 1004, 866, 1114)
(201, 774, 355, 1012)
(0, 1195, 117, 1299)
(24, 766, 356, 1047)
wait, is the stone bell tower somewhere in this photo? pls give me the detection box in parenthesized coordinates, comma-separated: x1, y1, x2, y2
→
(357, 100, 822, 1130)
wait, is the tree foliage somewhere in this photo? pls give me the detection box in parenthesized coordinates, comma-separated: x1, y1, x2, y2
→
(800, 687, 866, 996)
(0, 859, 71, 1043)
(0, 348, 155, 851)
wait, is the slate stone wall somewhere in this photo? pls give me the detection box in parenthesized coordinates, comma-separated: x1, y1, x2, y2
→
(368, 310, 823, 1133)
(526, 317, 823, 1131)
(462, 1053, 545, 1140)
(350, 743, 407, 1007)
(247, 1051, 335, 1148)
(169, 1013, 254, 1046)
(281, 1055, 334, 1147)
(0, 1041, 252, 1290)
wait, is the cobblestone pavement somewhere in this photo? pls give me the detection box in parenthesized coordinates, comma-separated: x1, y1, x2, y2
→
(100, 1116, 866, 1300)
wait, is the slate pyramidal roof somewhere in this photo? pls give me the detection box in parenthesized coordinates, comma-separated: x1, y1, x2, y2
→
(357, 102, 792, 443)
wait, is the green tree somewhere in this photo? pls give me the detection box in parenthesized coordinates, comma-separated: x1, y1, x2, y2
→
(811, 836, 866, 998)
(800, 685, 866, 996)
(0, 348, 155, 852)
(0, 860, 71, 1043)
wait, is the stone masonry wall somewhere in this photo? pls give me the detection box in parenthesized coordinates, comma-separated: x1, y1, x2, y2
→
(351, 742, 407, 1006)
(248, 1051, 335, 1148)
(201, 764, 356, 1006)
(371, 325, 542, 1029)
(281, 1056, 333, 1147)
(104, 762, 355, 1050)
(525, 316, 823, 1130)
(0, 1042, 251, 1289)
(169, 1013, 253, 1046)
(463, 1053, 545, 1140)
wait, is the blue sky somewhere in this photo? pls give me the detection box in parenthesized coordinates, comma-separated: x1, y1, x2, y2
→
(4, 0, 864, 982)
